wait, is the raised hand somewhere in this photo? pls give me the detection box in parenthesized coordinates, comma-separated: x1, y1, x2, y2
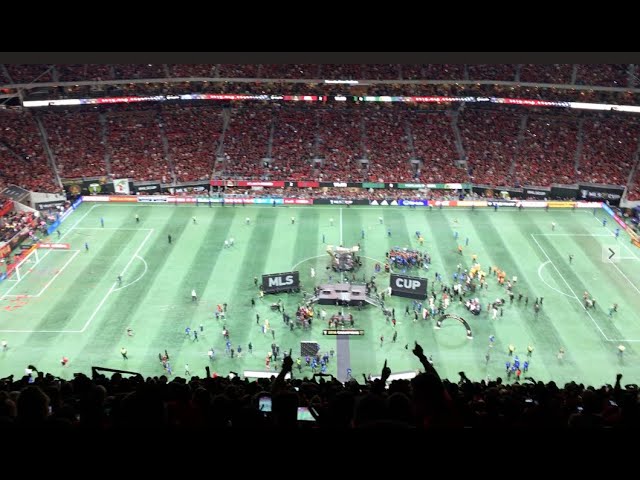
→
(282, 355, 294, 372)
(381, 359, 391, 380)
(412, 341, 424, 358)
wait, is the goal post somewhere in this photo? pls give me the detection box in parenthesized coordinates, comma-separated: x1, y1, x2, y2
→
(5, 246, 40, 282)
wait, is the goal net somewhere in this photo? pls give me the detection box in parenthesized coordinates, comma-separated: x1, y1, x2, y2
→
(5, 247, 40, 282)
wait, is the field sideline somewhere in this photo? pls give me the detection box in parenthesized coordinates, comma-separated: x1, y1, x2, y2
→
(1, 202, 639, 388)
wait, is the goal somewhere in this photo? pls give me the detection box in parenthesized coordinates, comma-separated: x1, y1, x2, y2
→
(5, 247, 41, 282)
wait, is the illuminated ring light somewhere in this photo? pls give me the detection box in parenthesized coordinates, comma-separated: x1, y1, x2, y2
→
(434, 314, 473, 339)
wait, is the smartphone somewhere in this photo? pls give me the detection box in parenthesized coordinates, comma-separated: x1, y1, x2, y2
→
(297, 406, 316, 422)
(258, 396, 272, 413)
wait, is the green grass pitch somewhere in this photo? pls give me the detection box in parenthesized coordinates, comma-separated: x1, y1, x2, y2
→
(1, 202, 639, 387)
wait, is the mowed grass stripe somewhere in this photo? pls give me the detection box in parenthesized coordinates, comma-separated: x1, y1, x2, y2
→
(427, 209, 487, 374)
(482, 214, 583, 379)
(24, 229, 135, 338)
(142, 208, 234, 364)
(225, 208, 279, 359)
(338, 208, 377, 377)
(529, 226, 630, 344)
(75, 208, 194, 366)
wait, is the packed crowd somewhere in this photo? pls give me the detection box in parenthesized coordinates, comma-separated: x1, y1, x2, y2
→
(576, 116, 640, 186)
(1, 347, 637, 428)
(0, 110, 60, 192)
(4, 64, 635, 89)
(627, 170, 640, 201)
(0, 210, 36, 243)
(1, 102, 639, 196)
(512, 115, 580, 186)
(459, 109, 521, 187)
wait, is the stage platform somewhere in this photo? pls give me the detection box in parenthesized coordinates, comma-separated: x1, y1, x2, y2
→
(314, 283, 367, 306)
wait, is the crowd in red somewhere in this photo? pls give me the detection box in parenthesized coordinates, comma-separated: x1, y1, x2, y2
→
(0, 210, 35, 243)
(3, 64, 635, 88)
(627, 171, 640, 201)
(1, 64, 639, 200)
(106, 108, 170, 182)
(0, 110, 60, 192)
(1, 104, 639, 196)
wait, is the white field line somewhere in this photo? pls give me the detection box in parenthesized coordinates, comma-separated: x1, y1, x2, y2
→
(79, 228, 154, 333)
(112, 256, 148, 291)
(74, 227, 154, 231)
(339, 207, 343, 245)
(0, 205, 98, 301)
(35, 250, 81, 297)
(530, 233, 610, 341)
(537, 260, 573, 298)
(589, 214, 640, 295)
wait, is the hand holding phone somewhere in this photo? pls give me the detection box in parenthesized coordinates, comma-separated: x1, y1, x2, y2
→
(297, 407, 316, 422)
(258, 395, 272, 413)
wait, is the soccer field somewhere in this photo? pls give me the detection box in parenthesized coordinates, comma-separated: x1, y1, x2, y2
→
(1, 202, 639, 387)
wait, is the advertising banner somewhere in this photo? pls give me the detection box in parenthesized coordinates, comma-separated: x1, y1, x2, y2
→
(195, 197, 223, 204)
(315, 199, 369, 205)
(219, 197, 247, 204)
(113, 178, 131, 195)
(430, 200, 457, 207)
(550, 185, 579, 200)
(473, 186, 523, 199)
(0, 199, 14, 216)
(457, 200, 488, 207)
(137, 196, 168, 203)
(133, 183, 161, 194)
(487, 200, 517, 207)
(398, 199, 428, 207)
(547, 201, 575, 208)
(253, 198, 284, 205)
(578, 184, 625, 206)
(37, 243, 71, 249)
(108, 196, 137, 203)
(168, 183, 210, 194)
(283, 198, 313, 205)
(519, 201, 548, 208)
(602, 203, 615, 217)
(576, 202, 602, 209)
(262, 271, 300, 294)
(613, 215, 627, 229)
(523, 188, 550, 198)
(428, 183, 471, 190)
(210, 180, 285, 188)
(171, 197, 197, 203)
(390, 273, 428, 300)
(81, 195, 110, 202)
(34, 200, 66, 211)
(62, 177, 116, 196)
(46, 220, 61, 235)
(318, 182, 361, 188)
(296, 181, 319, 188)
(362, 182, 385, 189)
